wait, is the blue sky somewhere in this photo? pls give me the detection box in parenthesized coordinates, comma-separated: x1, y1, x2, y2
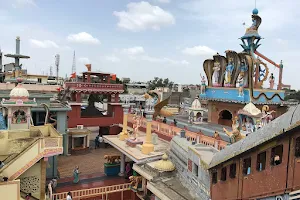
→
(0, 0, 299, 89)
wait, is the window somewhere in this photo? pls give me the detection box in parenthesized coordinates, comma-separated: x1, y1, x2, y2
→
(221, 167, 227, 181)
(212, 171, 217, 184)
(295, 137, 300, 157)
(38, 78, 42, 83)
(243, 157, 251, 175)
(229, 163, 236, 178)
(271, 145, 283, 166)
(257, 151, 266, 171)
(193, 163, 199, 177)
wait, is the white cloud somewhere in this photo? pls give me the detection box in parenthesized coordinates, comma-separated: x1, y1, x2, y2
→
(113, 1, 175, 32)
(131, 55, 189, 65)
(182, 45, 216, 56)
(154, 0, 171, 3)
(275, 38, 288, 45)
(78, 57, 90, 64)
(12, 0, 37, 8)
(67, 32, 100, 44)
(29, 39, 59, 48)
(105, 55, 120, 63)
(122, 46, 145, 55)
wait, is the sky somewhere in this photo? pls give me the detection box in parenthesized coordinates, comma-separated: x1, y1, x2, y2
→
(0, 0, 299, 89)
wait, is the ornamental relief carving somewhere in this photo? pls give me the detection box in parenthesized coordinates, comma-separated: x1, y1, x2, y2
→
(20, 176, 40, 194)
(44, 138, 59, 148)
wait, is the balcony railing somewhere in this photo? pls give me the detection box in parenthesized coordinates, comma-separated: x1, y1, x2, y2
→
(52, 183, 131, 200)
(127, 114, 227, 150)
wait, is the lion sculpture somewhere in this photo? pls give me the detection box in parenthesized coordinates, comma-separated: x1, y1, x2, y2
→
(104, 155, 121, 164)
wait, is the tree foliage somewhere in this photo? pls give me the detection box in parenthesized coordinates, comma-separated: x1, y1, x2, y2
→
(284, 89, 300, 102)
(147, 77, 174, 90)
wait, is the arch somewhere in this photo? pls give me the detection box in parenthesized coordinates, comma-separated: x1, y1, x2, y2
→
(218, 110, 232, 126)
(12, 109, 27, 124)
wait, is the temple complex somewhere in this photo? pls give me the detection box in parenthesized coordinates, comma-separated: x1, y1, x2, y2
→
(200, 8, 296, 133)
(0, 80, 63, 199)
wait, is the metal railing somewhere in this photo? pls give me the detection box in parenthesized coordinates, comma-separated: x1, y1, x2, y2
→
(52, 183, 131, 200)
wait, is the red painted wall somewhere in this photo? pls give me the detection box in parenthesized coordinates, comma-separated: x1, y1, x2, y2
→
(80, 190, 136, 200)
(68, 104, 123, 129)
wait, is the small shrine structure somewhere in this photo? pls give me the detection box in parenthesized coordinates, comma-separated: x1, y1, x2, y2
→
(200, 8, 295, 128)
(188, 97, 206, 124)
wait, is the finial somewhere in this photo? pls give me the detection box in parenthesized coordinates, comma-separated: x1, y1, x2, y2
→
(16, 36, 20, 40)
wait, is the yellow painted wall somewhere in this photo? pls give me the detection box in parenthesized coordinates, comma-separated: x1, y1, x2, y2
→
(0, 180, 20, 200)
(19, 162, 41, 199)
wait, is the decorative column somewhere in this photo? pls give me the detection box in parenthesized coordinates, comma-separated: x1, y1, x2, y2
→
(40, 158, 47, 200)
(119, 96, 131, 141)
(142, 107, 155, 155)
(119, 153, 126, 176)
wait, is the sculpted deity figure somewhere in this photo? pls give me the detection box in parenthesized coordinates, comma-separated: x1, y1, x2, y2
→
(212, 61, 221, 84)
(200, 75, 206, 94)
(269, 73, 275, 89)
(245, 118, 254, 134)
(240, 60, 248, 86)
(225, 58, 234, 84)
(237, 73, 244, 97)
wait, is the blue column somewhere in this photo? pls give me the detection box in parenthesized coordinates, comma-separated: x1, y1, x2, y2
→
(57, 111, 68, 155)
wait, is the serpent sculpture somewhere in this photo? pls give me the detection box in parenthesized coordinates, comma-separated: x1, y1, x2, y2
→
(143, 90, 173, 119)
(40, 103, 57, 126)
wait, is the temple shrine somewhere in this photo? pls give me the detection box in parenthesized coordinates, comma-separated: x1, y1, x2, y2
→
(64, 64, 124, 135)
(200, 8, 296, 137)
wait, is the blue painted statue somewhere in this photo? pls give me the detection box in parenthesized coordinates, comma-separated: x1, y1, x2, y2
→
(73, 166, 80, 183)
(240, 60, 248, 86)
(0, 112, 7, 130)
(225, 58, 234, 84)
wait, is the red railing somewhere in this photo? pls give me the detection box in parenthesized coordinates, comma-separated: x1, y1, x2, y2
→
(52, 183, 131, 200)
(127, 114, 227, 150)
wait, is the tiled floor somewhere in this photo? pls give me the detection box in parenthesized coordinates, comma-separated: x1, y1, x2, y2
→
(57, 146, 122, 178)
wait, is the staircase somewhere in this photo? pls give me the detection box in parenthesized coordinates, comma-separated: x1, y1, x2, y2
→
(0, 125, 63, 181)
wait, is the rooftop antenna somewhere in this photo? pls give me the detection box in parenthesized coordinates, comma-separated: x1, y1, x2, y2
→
(55, 54, 60, 84)
(49, 65, 53, 76)
(72, 51, 76, 74)
(0, 47, 2, 73)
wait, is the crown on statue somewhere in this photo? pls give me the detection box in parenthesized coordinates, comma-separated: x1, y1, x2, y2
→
(228, 57, 233, 61)
(214, 61, 220, 65)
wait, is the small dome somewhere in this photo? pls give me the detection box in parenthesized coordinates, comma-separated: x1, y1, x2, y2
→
(252, 8, 259, 15)
(10, 83, 29, 98)
(192, 97, 201, 109)
(243, 102, 261, 116)
(154, 153, 175, 172)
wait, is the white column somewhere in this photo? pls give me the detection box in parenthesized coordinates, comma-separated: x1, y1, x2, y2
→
(119, 153, 126, 176)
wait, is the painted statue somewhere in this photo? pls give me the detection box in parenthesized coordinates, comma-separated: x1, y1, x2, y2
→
(269, 73, 275, 89)
(248, 16, 257, 31)
(200, 75, 206, 94)
(143, 91, 172, 119)
(223, 116, 245, 143)
(132, 114, 141, 140)
(212, 61, 221, 84)
(237, 73, 244, 97)
(0, 110, 7, 130)
(129, 176, 142, 190)
(225, 58, 234, 84)
(261, 105, 275, 126)
(245, 118, 254, 133)
(73, 166, 80, 184)
(240, 60, 248, 86)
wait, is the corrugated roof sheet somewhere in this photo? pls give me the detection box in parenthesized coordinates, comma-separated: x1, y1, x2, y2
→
(209, 105, 300, 169)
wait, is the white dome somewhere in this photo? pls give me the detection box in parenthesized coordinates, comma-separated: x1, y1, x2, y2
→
(10, 84, 29, 98)
(243, 102, 261, 116)
(192, 97, 201, 109)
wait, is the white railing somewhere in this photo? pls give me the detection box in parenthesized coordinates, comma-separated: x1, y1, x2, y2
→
(290, 189, 300, 200)
(52, 183, 131, 200)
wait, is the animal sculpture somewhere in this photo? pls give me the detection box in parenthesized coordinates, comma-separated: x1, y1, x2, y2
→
(143, 91, 173, 119)
(223, 116, 245, 143)
(104, 155, 121, 164)
(129, 176, 142, 190)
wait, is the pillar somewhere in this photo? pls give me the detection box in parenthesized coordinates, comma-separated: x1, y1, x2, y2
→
(142, 110, 154, 155)
(277, 60, 283, 90)
(40, 158, 47, 200)
(57, 112, 68, 155)
(119, 104, 130, 141)
(75, 92, 81, 103)
(119, 153, 126, 176)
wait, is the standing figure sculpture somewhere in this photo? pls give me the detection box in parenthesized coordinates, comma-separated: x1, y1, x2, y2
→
(212, 61, 221, 85)
(73, 166, 80, 184)
(132, 114, 141, 140)
(261, 105, 275, 126)
(269, 73, 275, 89)
(225, 58, 234, 85)
(240, 59, 248, 86)
(200, 75, 206, 94)
(237, 73, 244, 97)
